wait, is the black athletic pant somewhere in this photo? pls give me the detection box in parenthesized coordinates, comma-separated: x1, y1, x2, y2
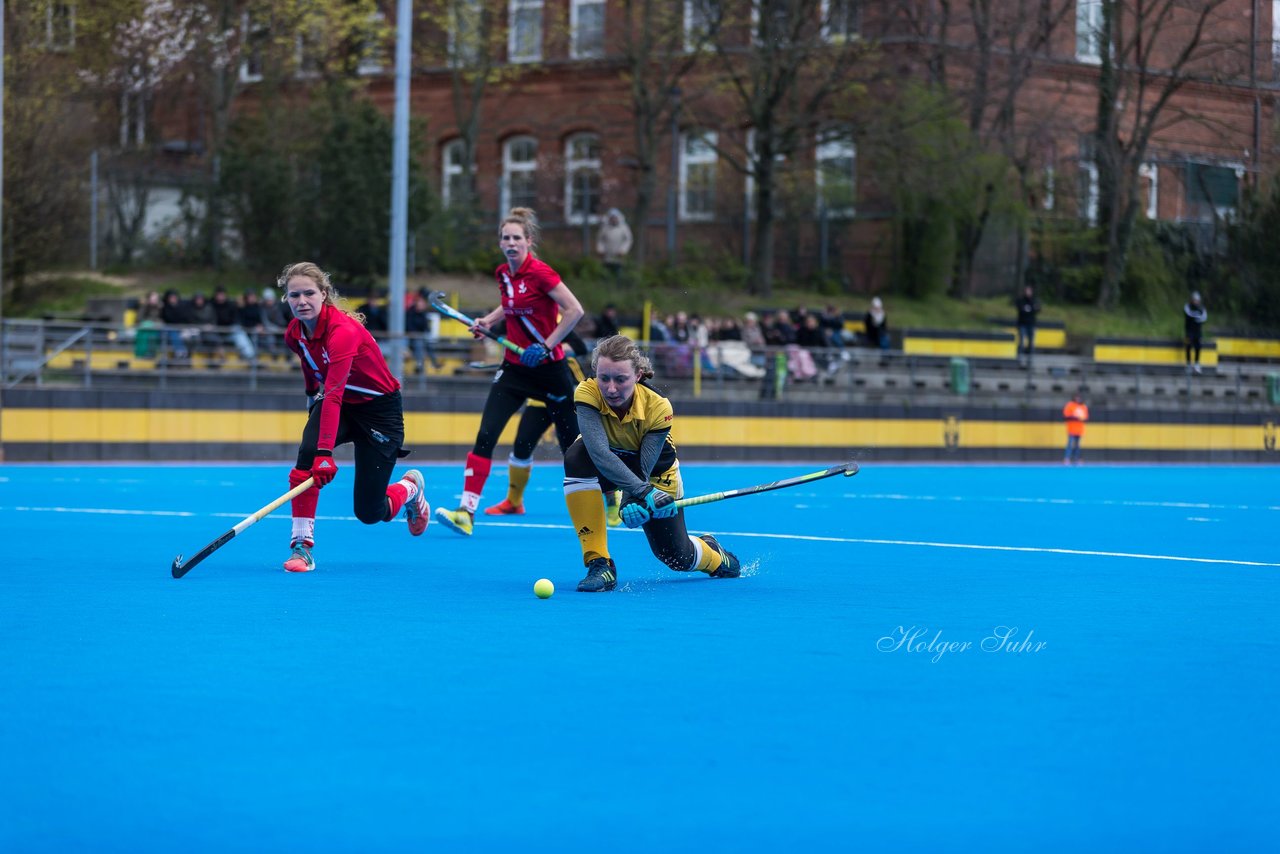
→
(1186, 336, 1202, 364)
(472, 360, 578, 458)
(564, 438, 695, 572)
(296, 391, 407, 524)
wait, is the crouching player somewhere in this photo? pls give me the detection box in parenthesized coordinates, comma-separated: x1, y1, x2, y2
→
(279, 261, 430, 572)
(563, 334, 741, 592)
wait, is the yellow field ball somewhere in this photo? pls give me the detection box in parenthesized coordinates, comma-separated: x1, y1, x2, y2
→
(533, 578, 554, 599)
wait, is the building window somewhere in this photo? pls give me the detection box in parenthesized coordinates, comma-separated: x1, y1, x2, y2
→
(1185, 161, 1242, 221)
(1273, 0, 1280, 77)
(450, 0, 482, 68)
(357, 10, 387, 75)
(240, 13, 269, 83)
(1042, 164, 1056, 211)
(680, 130, 717, 221)
(443, 140, 474, 209)
(46, 3, 76, 51)
(816, 128, 856, 218)
(509, 0, 543, 63)
(1076, 0, 1104, 64)
(822, 0, 860, 43)
(571, 0, 605, 59)
(565, 134, 603, 224)
(684, 0, 720, 52)
(120, 91, 146, 148)
(503, 136, 539, 212)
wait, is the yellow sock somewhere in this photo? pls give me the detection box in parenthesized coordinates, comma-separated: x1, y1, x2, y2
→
(692, 535, 723, 575)
(566, 488, 609, 564)
(507, 461, 532, 506)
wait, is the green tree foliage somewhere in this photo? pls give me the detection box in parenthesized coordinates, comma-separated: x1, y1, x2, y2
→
(220, 90, 430, 282)
(1224, 180, 1280, 329)
(865, 83, 1018, 299)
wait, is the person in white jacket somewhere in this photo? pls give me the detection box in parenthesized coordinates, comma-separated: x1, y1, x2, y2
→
(596, 208, 633, 285)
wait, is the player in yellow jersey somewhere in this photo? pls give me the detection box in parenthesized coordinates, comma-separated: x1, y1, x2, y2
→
(563, 335, 741, 592)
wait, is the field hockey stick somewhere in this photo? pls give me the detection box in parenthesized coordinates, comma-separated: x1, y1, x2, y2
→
(171, 477, 316, 578)
(674, 462, 859, 510)
(427, 291, 526, 357)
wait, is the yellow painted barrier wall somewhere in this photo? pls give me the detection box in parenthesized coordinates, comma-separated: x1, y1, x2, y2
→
(5, 396, 1274, 463)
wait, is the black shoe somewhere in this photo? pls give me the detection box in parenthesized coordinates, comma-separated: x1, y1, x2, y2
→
(577, 557, 617, 592)
(699, 534, 741, 578)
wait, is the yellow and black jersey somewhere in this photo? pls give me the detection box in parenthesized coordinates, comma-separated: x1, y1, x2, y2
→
(575, 378, 678, 474)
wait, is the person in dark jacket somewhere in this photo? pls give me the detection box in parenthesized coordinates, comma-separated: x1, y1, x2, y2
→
(1015, 286, 1040, 364)
(1183, 291, 1208, 374)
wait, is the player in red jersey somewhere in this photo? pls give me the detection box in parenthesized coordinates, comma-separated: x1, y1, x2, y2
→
(278, 261, 431, 572)
(435, 208, 585, 536)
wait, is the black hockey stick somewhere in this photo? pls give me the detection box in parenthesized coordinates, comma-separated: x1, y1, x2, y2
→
(171, 477, 315, 578)
(427, 291, 526, 357)
(674, 462, 859, 510)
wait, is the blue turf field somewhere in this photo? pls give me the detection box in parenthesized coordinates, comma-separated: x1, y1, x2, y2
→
(1, 463, 1277, 850)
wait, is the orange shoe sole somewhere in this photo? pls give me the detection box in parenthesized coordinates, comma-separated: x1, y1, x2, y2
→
(484, 499, 525, 516)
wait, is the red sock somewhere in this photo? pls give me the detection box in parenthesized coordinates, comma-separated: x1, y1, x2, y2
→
(462, 452, 492, 503)
(385, 481, 410, 521)
(289, 468, 319, 518)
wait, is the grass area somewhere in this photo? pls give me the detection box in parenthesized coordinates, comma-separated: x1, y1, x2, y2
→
(3, 267, 1234, 345)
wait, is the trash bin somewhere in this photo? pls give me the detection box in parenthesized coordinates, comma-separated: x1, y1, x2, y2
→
(1268, 372, 1280, 405)
(134, 321, 158, 358)
(950, 357, 971, 395)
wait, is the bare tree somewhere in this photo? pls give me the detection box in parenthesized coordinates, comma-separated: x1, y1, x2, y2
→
(702, 0, 871, 297)
(416, 0, 540, 226)
(613, 0, 717, 266)
(888, 0, 1075, 297)
(1090, 0, 1246, 307)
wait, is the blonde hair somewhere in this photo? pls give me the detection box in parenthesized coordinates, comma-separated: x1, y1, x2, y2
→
(591, 334, 655, 382)
(276, 261, 365, 325)
(499, 207, 540, 249)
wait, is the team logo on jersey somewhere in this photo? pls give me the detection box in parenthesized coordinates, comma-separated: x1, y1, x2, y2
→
(518, 282, 528, 294)
(321, 348, 330, 365)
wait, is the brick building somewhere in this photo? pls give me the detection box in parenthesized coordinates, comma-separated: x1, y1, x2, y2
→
(142, 1, 1278, 289)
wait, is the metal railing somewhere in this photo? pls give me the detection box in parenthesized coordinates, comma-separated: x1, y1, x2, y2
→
(3, 318, 1275, 411)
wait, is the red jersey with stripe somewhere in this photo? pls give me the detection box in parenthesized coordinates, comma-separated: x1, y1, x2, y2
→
(494, 254, 565, 365)
(285, 304, 400, 452)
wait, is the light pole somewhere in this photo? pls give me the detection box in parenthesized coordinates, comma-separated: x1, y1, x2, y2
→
(386, 0, 412, 382)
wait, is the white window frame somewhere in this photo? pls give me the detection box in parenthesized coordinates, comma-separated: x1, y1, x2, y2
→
(502, 136, 540, 213)
(442, 139, 475, 210)
(239, 12, 268, 83)
(679, 129, 717, 222)
(509, 0, 544, 63)
(1080, 158, 1099, 225)
(449, 0, 482, 68)
(1076, 0, 1104, 64)
(570, 0, 606, 59)
(564, 133, 603, 224)
(684, 0, 719, 52)
(46, 3, 76, 51)
(822, 0, 860, 43)
(1138, 162, 1158, 219)
(1273, 0, 1280, 76)
(1043, 164, 1056, 211)
(816, 129, 856, 219)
